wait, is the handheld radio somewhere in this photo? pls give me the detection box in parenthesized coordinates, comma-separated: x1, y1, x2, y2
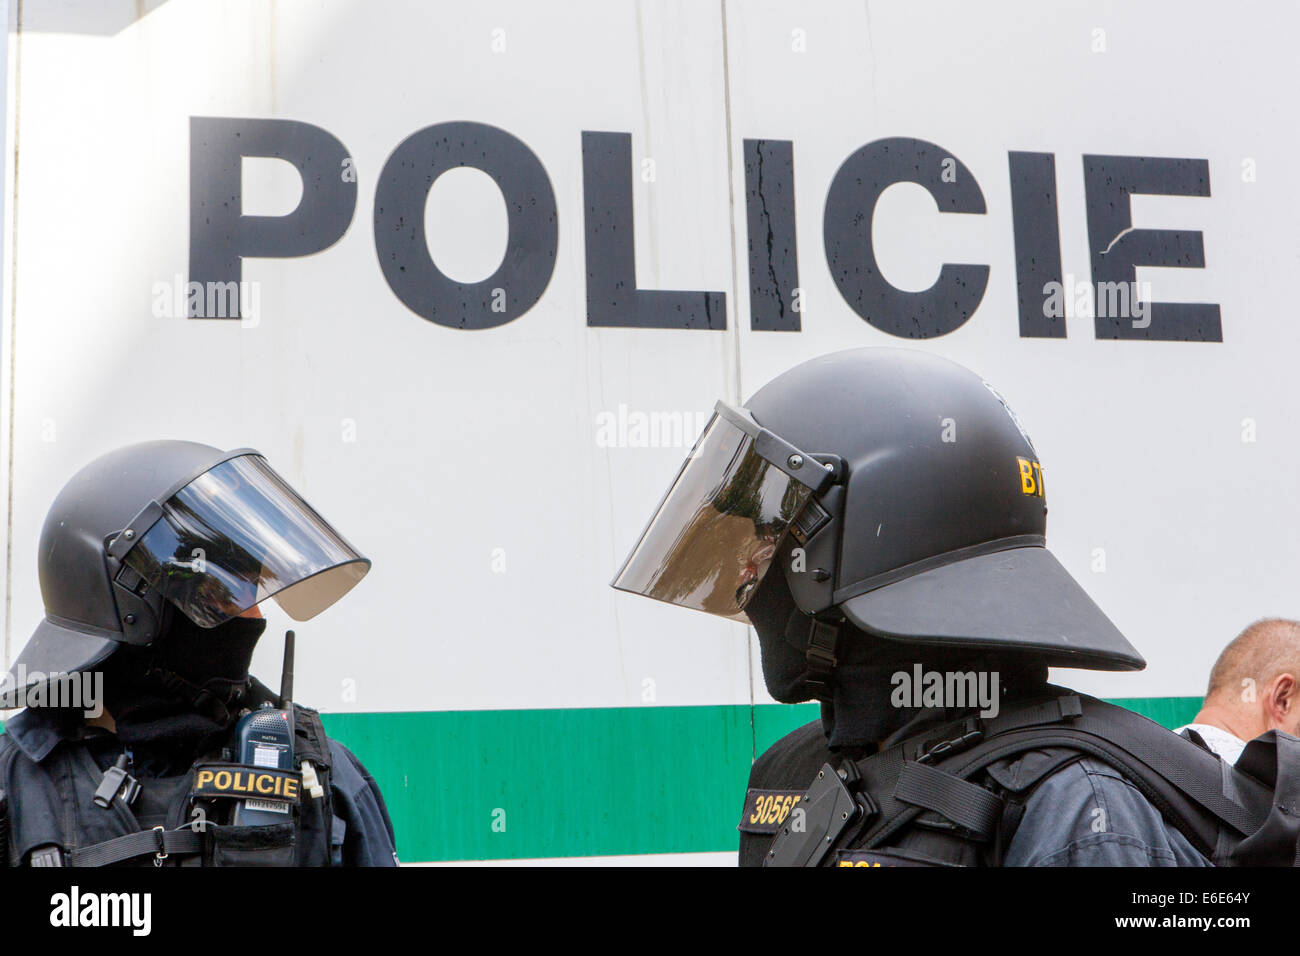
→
(231, 630, 296, 826)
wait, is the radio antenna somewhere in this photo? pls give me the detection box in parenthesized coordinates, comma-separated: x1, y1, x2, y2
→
(280, 629, 295, 707)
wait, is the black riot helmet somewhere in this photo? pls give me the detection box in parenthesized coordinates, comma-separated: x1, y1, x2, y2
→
(0, 440, 370, 708)
(612, 348, 1143, 697)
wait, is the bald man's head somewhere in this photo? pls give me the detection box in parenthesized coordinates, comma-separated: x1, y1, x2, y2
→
(1206, 618, 1300, 703)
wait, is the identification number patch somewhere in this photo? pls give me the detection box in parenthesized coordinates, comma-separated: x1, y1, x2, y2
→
(737, 788, 805, 834)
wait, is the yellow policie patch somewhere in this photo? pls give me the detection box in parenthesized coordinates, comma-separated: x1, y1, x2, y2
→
(1017, 457, 1045, 497)
(737, 789, 805, 835)
(835, 850, 945, 867)
(191, 764, 302, 803)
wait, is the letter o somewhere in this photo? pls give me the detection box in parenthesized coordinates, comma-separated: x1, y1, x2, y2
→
(374, 121, 558, 330)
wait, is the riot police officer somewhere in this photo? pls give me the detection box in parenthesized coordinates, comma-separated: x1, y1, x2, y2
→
(612, 348, 1252, 866)
(0, 440, 398, 866)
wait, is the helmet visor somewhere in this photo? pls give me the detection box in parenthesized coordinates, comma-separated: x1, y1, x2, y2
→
(612, 401, 833, 623)
(118, 454, 370, 627)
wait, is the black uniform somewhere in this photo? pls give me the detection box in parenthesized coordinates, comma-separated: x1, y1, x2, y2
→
(738, 704, 1209, 868)
(0, 691, 398, 867)
(0, 440, 392, 867)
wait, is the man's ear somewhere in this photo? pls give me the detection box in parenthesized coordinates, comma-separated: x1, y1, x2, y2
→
(1267, 673, 1298, 729)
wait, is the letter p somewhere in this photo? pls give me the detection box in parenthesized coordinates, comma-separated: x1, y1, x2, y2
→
(189, 117, 356, 320)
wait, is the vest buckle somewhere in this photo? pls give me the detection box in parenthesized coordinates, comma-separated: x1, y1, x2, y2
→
(152, 826, 168, 866)
(916, 718, 985, 765)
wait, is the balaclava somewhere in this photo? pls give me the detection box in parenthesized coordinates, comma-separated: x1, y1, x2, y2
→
(747, 563, 1049, 749)
(99, 608, 267, 775)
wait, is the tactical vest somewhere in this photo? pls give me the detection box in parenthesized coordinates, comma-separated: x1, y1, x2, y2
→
(0, 686, 341, 867)
(739, 691, 1300, 867)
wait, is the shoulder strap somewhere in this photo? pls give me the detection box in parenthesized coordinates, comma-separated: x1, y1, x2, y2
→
(852, 695, 1270, 862)
(1041, 700, 1267, 841)
(289, 703, 331, 771)
(290, 702, 336, 865)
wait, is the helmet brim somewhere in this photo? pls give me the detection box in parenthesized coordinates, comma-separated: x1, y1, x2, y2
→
(0, 618, 119, 708)
(838, 545, 1146, 671)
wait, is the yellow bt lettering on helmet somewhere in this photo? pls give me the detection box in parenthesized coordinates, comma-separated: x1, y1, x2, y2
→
(1017, 457, 1044, 497)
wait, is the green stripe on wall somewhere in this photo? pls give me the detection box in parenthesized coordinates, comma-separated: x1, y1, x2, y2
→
(320, 695, 1204, 863)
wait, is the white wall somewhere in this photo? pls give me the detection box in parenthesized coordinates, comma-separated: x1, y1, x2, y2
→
(3, 0, 1295, 716)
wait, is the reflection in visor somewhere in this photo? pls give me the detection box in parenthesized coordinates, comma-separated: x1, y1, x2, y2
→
(123, 455, 370, 627)
(612, 409, 819, 623)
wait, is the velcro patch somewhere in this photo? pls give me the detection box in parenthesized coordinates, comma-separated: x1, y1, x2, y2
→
(192, 764, 302, 804)
(737, 788, 806, 834)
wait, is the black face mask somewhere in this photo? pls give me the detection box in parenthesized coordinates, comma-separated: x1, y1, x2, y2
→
(746, 563, 817, 704)
(101, 610, 267, 774)
(747, 565, 1049, 748)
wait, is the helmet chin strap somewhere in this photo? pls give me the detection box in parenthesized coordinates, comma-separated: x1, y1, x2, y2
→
(804, 617, 842, 703)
